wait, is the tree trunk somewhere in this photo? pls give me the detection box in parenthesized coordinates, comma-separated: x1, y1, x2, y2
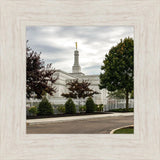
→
(125, 91, 129, 111)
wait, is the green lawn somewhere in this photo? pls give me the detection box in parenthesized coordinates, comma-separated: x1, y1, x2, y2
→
(114, 127, 134, 134)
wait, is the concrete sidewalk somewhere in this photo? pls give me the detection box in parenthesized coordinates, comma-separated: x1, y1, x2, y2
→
(27, 113, 134, 125)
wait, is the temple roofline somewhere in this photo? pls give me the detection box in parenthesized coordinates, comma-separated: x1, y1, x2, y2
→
(55, 69, 76, 78)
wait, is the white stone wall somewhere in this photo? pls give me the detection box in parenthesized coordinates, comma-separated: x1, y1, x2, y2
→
(48, 70, 108, 105)
(27, 70, 108, 105)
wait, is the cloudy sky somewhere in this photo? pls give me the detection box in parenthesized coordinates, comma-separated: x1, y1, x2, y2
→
(26, 26, 134, 75)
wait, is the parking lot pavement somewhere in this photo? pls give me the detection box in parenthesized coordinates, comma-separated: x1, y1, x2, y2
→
(27, 115, 133, 134)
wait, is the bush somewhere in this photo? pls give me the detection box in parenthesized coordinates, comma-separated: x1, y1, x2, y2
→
(28, 106, 37, 116)
(95, 104, 104, 112)
(38, 97, 54, 116)
(57, 105, 65, 113)
(86, 97, 95, 113)
(65, 98, 76, 114)
(79, 105, 86, 112)
(109, 108, 134, 112)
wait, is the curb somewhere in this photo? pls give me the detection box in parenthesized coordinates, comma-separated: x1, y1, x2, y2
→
(27, 113, 134, 125)
(110, 125, 134, 134)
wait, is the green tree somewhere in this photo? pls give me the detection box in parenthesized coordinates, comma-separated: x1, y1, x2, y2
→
(130, 90, 134, 99)
(107, 89, 126, 99)
(99, 37, 134, 110)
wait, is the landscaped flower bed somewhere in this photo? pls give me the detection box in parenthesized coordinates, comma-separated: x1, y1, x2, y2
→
(27, 97, 109, 119)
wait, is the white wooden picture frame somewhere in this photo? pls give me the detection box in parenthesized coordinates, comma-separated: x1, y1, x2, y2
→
(0, 0, 160, 159)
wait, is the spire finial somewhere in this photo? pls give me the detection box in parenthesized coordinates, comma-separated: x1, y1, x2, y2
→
(75, 42, 77, 50)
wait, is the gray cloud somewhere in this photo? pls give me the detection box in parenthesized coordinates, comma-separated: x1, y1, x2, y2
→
(26, 26, 134, 75)
(31, 44, 64, 54)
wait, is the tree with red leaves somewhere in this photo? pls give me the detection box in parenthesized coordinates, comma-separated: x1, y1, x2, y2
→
(26, 41, 57, 99)
(61, 79, 99, 105)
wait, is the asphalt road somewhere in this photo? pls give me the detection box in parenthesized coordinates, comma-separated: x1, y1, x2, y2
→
(27, 115, 133, 134)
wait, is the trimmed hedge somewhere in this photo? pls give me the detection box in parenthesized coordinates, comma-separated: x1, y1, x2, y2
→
(109, 108, 134, 112)
(86, 97, 95, 113)
(65, 98, 76, 114)
(38, 97, 54, 116)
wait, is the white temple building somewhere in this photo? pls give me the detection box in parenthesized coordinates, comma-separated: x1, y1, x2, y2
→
(47, 42, 108, 105)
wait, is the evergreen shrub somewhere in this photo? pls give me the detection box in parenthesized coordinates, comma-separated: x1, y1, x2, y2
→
(65, 98, 76, 114)
(28, 106, 37, 116)
(86, 97, 95, 113)
(38, 97, 54, 116)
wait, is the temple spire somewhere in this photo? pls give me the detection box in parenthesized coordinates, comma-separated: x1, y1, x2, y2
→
(75, 42, 77, 50)
(72, 42, 81, 73)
